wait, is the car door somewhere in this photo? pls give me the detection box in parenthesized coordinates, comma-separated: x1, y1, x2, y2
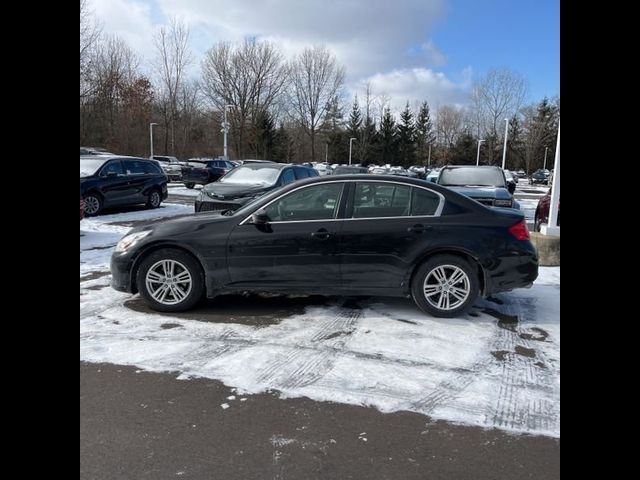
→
(337, 181, 444, 291)
(226, 182, 347, 289)
(122, 159, 149, 202)
(97, 160, 130, 206)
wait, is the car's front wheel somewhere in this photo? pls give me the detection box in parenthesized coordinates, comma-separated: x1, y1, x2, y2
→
(411, 255, 479, 318)
(136, 249, 205, 312)
(83, 193, 103, 216)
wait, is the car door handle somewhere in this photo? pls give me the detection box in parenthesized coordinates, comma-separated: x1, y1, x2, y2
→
(311, 228, 331, 240)
(407, 224, 432, 234)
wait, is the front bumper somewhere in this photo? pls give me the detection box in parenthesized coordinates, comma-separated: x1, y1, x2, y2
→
(110, 252, 136, 293)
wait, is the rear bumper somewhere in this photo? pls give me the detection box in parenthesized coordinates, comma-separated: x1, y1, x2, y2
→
(484, 243, 539, 295)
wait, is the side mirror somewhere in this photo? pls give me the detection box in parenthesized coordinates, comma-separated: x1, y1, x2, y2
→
(508, 182, 516, 194)
(250, 209, 270, 225)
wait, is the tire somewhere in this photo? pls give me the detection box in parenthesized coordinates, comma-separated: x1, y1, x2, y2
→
(83, 192, 103, 216)
(136, 248, 205, 312)
(146, 188, 162, 209)
(411, 254, 479, 318)
(185, 182, 196, 189)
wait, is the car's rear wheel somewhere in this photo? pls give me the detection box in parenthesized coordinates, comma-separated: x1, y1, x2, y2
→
(83, 193, 103, 216)
(146, 189, 162, 209)
(411, 255, 479, 318)
(136, 249, 205, 312)
(185, 182, 196, 189)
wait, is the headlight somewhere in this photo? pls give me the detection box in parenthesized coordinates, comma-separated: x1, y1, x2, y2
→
(114, 230, 151, 252)
(495, 199, 513, 207)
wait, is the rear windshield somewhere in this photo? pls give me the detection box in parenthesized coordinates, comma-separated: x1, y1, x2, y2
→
(219, 166, 281, 186)
(438, 167, 505, 187)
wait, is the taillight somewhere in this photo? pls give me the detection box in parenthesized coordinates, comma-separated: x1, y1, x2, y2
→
(509, 219, 530, 241)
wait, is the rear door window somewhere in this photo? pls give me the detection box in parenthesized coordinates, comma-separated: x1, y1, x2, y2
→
(352, 182, 411, 218)
(410, 188, 441, 216)
(123, 160, 148, 175)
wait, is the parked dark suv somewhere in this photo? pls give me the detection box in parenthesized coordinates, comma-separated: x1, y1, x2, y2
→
(80, 155, 168, 216)
(194, 163, 319, 213)
(436, 165, 520, 210)
(182, 159, 238, 188)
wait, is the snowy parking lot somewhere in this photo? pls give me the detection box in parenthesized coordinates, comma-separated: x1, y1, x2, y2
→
(80, 189, 559, 438)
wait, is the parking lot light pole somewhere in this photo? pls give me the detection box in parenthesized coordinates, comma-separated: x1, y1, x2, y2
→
(428, 144, 431, 167)
(149, 123, 158, 158)
(543, 146, 549, 170)
(501, 118, 509, 170)
(349, 137, 357, 165)
(223, 105, 233, 160)
(541, 121, 560, 236)
(476, 139, 485, 166)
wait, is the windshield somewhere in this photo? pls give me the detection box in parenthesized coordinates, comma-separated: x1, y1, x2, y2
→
(219, 166, 281, 186)
(80, 158, 107, 177)
(438, 167, 505, 187)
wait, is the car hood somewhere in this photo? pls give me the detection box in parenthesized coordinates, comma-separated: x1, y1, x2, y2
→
(443, 185, 512, 200)
(202, 182, 272, 199)
(127, 211, 233, 238)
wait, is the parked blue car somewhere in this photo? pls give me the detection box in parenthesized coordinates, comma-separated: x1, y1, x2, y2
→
(436, 165, 520, 209)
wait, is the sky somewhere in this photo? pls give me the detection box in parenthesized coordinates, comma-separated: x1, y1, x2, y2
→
(90, 0, 559, 113)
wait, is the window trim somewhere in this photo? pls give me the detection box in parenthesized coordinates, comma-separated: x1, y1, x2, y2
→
(239, 179, 445, 225)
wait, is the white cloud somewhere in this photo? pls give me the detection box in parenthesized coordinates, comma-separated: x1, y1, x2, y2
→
(156, 0, 447, 77)
(89, 0, 472, 110)
(353, 68, 469, 117)
(92, 0, 157, 63)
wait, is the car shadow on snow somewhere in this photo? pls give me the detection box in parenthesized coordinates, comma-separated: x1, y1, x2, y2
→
(124, 293, 340, 327)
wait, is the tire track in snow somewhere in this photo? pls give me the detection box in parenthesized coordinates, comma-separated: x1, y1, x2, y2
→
(254, 305, 361, 390)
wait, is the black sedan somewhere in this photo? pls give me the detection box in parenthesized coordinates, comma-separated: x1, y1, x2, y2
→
(80, 155, 168, 216)
(194, 163, 319, 213)
(111, 175, 538, 318)
(181, 159, 238, 188)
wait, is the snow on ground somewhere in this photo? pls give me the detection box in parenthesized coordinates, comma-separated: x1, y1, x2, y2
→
(518, 198, 539, 221)
(80, 203, 192, 275)
(80, 202, 560, 438)
(167, 183, 203, 197)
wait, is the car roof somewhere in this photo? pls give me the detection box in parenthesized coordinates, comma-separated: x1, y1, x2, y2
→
(237, 162, 307, 170)
(287, 173, 457, 195)
(80, 154, 155, 162)
(441, 165, 501, 169)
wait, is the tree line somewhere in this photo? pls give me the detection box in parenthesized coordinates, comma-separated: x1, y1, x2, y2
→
(80, 2, 559, 173)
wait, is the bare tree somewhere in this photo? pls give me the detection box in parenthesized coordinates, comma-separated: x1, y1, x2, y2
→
(289, 46, 345, 162)
(153, 17, 193, 154)
(471, 67, 528, 137)
(435, 105, 464, 164)
(201, 39, 287, 159)
(80, 0, 102, 98)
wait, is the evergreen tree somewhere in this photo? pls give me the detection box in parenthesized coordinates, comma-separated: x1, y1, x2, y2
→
(250, 109, 277, 159)
(346, 95, 362, 163)
(507, 114, 525, 171)
(397, 102, 417, 167)
(321, 95, 348, 163)
(450, 132, 477, 164)
(360, 114, 377, 165)
(415, 101, 435, 166)
(272, 122, 295, 163)
(377, 106, 398, 165)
